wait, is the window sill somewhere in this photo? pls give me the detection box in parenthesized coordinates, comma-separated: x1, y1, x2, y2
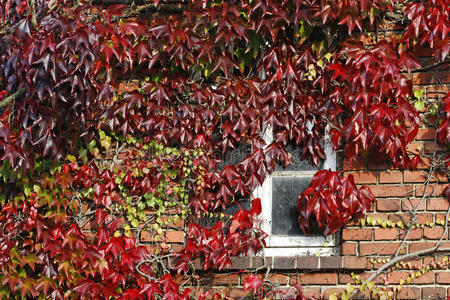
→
(223, 256, 367, 271)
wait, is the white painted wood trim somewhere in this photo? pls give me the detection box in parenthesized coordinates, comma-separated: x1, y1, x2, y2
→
(253, 125, 338, 256)
(263, 246, 335, 257)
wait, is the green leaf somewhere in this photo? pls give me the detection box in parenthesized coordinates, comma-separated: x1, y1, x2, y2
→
(99, 130, 106, 140)
(413, 89, 424, 99)
(414, 100, 424, 111)
(100, 136, 112, 150)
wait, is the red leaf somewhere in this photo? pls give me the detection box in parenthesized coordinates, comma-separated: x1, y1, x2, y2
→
(243, 274, 262, 294)
(250, 198, 261, 216)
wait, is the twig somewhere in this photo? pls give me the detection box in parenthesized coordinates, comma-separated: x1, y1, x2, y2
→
(437, 205, 450, 246)
(352, 247, 450, 297)
(394, 114, 441, 257)
(0, 88, 26, 108)
(410, 61, 449, 74)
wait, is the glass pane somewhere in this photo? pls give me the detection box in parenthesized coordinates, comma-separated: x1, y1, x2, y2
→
(199, 199, 250, 229)
(271, 176, 321, 235)
(275, 144, 323, 171)
(216, 143, 252, 170)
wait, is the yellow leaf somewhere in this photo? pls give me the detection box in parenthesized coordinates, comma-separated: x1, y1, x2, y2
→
(101, 136, 112, 150)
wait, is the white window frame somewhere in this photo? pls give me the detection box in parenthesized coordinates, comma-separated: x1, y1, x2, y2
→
(253, 125, 337, 257)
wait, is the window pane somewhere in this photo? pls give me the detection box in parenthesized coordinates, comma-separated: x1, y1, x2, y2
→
(272, 176, 321, 235)
(275, 144, 323, 171)
(216, 143, 252, 170)
(199, 199, 250, 229)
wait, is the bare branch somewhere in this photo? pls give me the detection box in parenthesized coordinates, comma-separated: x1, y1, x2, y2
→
(0, 88, 26, 109)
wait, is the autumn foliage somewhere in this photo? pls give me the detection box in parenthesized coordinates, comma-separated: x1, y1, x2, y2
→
(0, 0, 448, 298)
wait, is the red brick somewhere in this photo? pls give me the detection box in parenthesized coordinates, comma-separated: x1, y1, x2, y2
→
(422, 256, 436, 266)
(379, 171, 402, 183)
(409, 242, 437, 252)
(302, 287, 321, 298)
(416, 213, 434, 224)
(140, 230, 153, 242)
(320, 257, 342, 269)
(427, 198, 450, 211)
(385, 271, 409, 284)
(401, 198, 426, 211)
(412, 271, 434, 284)
(338, 273, 354, 284)
(347, 171, 377, 184)
(173, 275, 191, 285)
(228, 288, 250, 298)
(166, 231, 184, 243)
(240, 273, 262, 285)
(389, 213, 410, 224)
(416, 156, 432, 169)
(399, 228, 423, 240)
(370, 185, 414, 197)
(322, 287, 345, 298)
(424, 227, 445, 240)
(342, 243, 357, 255)
(117, 80, 139, 93)
(203, 274, 239, 285)
(412, 72, 450, 84)
(404, 171, 428, 183)
(297, 256, 319, 269)
(273, 257, 296, 269)
(376, 199, 400, 211)
(343, 257, 367, 270)
(171, 244, 183, 252)
(374, 228, 398, 240)
(406, 142, 423, 155)
(81, 203, 90, 213)
(274, 287, 297, 298)
(359, 242, 405, 255)
(424, 142, 444, 153)
(416, 128, 436, 140)
(396, 286, 420, 299)
(358, 33, 375, 45)
(416, 184, 447, 197)
(300, 273, 337, 285)
(436, 272, 450, 284)
(230, 257, 251, 269)
(268, 274, 288, 285)
(366, 213, 389, 222)
(422, 286, 445, 298)
(435, 213, 448, 223)
(342, 228, 372, 241)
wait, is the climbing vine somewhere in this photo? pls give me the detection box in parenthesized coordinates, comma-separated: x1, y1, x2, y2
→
(0, 0, 448, 299)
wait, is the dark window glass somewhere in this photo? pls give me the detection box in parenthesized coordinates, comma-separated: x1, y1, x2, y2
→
(216, 143, 252, 170)
(275, 144, 323, 171)
(199, 199, 250, 230)
(271, 176, 321, 235)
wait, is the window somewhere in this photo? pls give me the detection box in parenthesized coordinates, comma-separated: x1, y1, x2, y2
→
(203, 125, 337, 256)
(253, 126, 337, 256)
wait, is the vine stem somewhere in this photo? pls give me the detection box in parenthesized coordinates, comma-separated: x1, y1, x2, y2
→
(0, 88, 26, 108)
(352, 247, 450, 297)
